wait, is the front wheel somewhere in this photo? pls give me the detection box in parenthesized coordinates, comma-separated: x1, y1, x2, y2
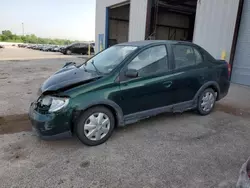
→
(66, 50, 72, 55)
(197, 88, 216, 115)
(75, 106, 115, 146)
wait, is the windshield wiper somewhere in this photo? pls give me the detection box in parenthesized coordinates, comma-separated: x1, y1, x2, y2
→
(82, 65, 89, 72)
(91, 60, 101, 75)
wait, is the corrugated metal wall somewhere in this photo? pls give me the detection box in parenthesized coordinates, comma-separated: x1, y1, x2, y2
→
(231, 0, 250, 86)
(128, 0, 148, 41)
(193, 0, 240, 62)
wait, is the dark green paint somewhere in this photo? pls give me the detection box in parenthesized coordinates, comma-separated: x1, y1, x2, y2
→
(29, 41, 230, 139)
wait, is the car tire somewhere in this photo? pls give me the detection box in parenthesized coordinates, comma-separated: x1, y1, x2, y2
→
(66, 50, 71, 55)
(75, 106, 115, 146)
(197, 88, 216, 116)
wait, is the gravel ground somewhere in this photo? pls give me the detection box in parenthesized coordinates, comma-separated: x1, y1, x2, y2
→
(0, 48, 250, 188)
(0, 110, 250, 188)
(0, 48, 85, 116)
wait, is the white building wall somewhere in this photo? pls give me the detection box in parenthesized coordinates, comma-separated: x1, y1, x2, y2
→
(128, 0, 148, 41)
(193, 0, 240, 61)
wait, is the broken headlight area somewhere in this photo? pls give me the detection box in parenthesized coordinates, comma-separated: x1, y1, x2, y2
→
(37, 96, 69, 113)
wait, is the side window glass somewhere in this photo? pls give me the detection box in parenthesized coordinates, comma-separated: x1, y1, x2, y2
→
(79, 43, 86, 48)
(127, 45, 168, 77)
(194, 48, 203, 64)
(172, 45, 196, 69)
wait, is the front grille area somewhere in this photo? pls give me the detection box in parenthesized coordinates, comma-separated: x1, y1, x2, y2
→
(30, 119, 45, 133)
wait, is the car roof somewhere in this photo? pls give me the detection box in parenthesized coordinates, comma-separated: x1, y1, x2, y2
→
(117, 40, 194, 47)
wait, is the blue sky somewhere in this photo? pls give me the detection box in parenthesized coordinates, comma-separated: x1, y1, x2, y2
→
(0, 0, 96, 41)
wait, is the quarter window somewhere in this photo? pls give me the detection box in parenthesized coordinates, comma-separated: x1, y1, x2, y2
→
(72, 43, 80, 47)
(127, 45, 168, 77)
(172, 45, 203, 69)
(194, 48, 203, 64)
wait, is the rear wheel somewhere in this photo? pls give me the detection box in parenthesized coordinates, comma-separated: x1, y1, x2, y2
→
(76, 106, 115, 146)
(197, 88, 216, 115)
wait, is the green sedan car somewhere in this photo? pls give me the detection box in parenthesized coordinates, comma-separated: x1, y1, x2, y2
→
(29, 40, 230, 146)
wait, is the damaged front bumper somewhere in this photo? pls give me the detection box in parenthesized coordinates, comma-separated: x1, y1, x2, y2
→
(29, 103, 72, 140)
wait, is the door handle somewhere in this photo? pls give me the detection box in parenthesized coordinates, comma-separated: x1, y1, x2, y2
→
(163, 81, 172, 88)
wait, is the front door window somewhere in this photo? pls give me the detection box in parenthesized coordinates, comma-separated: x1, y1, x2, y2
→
(127, 45, 168, 77)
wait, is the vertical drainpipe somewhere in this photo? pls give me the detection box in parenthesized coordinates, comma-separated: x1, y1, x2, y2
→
(105, 7, 109, 49)
(145, 0, 153, 40)
(229, 0, 244, 80)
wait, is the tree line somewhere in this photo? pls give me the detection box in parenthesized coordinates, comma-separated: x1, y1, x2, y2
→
(0, 30, 78, 45)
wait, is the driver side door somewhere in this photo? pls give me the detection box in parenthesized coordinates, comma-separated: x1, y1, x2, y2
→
(117, 45, 175, 117)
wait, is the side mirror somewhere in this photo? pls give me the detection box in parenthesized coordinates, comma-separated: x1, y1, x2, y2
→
(125, 69, 138, 78)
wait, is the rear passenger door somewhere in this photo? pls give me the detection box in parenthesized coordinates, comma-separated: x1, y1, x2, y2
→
(72, 43, 80, 53)
(170, 44, 207, 103)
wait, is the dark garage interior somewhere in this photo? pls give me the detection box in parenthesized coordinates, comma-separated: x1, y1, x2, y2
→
(146, 0, 197, 41)
(108, 2, 130, 47)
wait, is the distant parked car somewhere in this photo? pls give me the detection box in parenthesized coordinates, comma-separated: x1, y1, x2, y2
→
(62, 43, 94, 55)
(59, 46, 66, 53)
(46, 45, 56, 52)
(29, 40, 230, 146)
(18, 44, 28, 48)
(41, 45, 51, 51)
(51, 46, 63, 52)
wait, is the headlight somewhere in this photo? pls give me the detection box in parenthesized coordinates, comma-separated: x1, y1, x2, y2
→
(40, 96, 69, 113)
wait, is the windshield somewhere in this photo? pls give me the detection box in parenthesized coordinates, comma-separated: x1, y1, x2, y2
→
(81, 45, 138, 74)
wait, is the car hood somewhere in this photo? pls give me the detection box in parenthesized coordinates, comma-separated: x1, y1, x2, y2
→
(41, 64, 101, 93)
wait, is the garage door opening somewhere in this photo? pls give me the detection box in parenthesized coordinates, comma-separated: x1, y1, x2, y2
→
(107, 2, 130, 47)
(147, 0, 197, 41)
